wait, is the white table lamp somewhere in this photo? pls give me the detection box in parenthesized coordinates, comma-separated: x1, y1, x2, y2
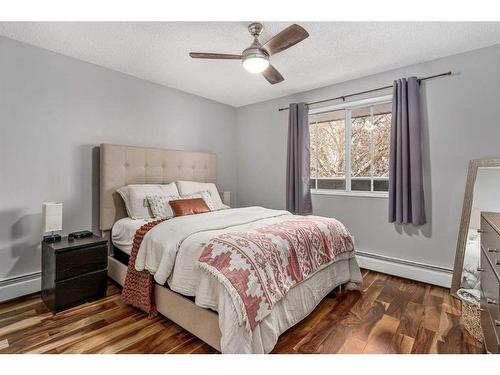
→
(42, 202, 63, 242)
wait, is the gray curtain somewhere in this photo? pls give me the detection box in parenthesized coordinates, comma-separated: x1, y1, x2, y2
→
(286, 102, 312, 215)
(388, 77, 425, 225)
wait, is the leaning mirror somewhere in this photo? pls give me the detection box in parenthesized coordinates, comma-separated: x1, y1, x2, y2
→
(451, 158, 500, 299)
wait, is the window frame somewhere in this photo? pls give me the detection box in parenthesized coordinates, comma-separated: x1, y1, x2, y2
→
(309, 94, 392, 198)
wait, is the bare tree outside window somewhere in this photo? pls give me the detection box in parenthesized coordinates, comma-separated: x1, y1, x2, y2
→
(309, 100, 391, 193)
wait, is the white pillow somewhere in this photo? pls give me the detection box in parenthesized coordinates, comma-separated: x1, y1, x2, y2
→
(147, 191, 215, 218)
(117, 183, 179, 219)
(176, 181, 224, 210)
(180, 191, 215, 211)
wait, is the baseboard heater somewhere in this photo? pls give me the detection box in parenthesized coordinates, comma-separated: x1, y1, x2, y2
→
(0, 271, 42, 303)
(0, 271, 41, 288)
(355, 250, 452, 274)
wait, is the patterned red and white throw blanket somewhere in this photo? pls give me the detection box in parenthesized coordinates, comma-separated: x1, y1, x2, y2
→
(198, 216, 354, 330)
(121, 219, 165, 318)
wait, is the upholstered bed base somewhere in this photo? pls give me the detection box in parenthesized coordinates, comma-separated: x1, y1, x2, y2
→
(100, 144, 222, 351)
(107, 252, 222, 351)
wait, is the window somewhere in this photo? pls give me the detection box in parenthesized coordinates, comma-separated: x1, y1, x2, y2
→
(309, 96, 392, 195)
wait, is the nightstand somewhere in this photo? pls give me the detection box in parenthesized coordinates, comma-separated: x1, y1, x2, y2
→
(41, 235, 108, 311)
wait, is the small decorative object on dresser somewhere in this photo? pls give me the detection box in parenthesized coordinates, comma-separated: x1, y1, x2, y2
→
(42, 235, 108, 312)
(479, 212, 500, 354)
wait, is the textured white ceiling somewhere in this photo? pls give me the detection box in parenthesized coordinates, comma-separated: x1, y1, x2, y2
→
(1, 22, 500, 107)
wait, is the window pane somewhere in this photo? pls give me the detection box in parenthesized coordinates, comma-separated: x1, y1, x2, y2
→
(351, 178, 371, 191)
(374, 179, 389, 192)
(373, 103, 391, 178)
(316, 110, 345, 189)
(317, 178, 346, 190)
(351, 107, 371, 187)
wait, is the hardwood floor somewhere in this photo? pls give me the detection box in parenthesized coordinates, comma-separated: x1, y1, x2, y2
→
(0, 270, 484, 354)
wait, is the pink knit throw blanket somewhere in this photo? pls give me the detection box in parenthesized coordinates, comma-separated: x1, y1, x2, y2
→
(198, 216, 354, 330)
(121, 219, 166, 318)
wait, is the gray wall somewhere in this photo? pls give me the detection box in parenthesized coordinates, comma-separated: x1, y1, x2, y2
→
(0, 36, 237, 283)
(235, 44, 500, 271)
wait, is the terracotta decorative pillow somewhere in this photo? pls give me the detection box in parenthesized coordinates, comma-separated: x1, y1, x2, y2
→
(185, 190, 216, 211)
(169, 198, 210, 217)
(176, 181, 224, 210)
(147, 190, 215, 219)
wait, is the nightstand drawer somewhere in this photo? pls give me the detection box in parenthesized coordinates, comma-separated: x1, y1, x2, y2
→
(56, 244, 107, 280)
(55, 269, 107, 309)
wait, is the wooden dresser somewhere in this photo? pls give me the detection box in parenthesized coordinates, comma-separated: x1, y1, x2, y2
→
(480, 212, 500, 353)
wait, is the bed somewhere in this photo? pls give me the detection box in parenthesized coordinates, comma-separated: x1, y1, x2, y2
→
(100, 143, 362, 353)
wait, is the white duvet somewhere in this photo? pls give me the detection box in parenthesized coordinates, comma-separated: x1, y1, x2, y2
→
(134, 206, 362, 353)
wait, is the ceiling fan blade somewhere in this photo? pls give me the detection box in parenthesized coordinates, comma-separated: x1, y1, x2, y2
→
(262, 24, 309, 56)
(189, 52, 242, 60)
(262, 65, 284, 85)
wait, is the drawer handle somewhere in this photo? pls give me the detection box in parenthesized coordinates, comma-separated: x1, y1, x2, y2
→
(495, 320, 500, 327)
(477, 267, 485, 272)
(477, 229, 486, 233)
(488, 248, 499, 253)
(487, 298, 497, 305)
(496, 259, 500, 266)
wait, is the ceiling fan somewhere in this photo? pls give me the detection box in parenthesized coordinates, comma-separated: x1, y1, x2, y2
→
(189, 23, 309, 85)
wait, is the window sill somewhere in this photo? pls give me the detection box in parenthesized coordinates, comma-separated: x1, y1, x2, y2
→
(311, 189, 389, 199)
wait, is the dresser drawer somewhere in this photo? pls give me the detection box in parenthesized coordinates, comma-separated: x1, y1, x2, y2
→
(494, 256, 500, 278)
(481, 217, 500, 258)
(480, 248, 500, 317)
(56, 244, 107, 280)
(481, 309, 500, 354)
(54, 269, 107, 309)
(480, 247, 500, 341)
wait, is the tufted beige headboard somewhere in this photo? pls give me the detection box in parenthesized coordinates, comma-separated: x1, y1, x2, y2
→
(99, 143, 217, 231)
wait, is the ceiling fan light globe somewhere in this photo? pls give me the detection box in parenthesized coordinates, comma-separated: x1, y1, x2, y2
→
(242, 56, 269, 74)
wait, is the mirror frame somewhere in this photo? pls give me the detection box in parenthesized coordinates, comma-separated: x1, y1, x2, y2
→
(451, 157, 500, 298)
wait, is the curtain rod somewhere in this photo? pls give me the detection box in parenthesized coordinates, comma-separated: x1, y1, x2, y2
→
(278, 71, 452, 112)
